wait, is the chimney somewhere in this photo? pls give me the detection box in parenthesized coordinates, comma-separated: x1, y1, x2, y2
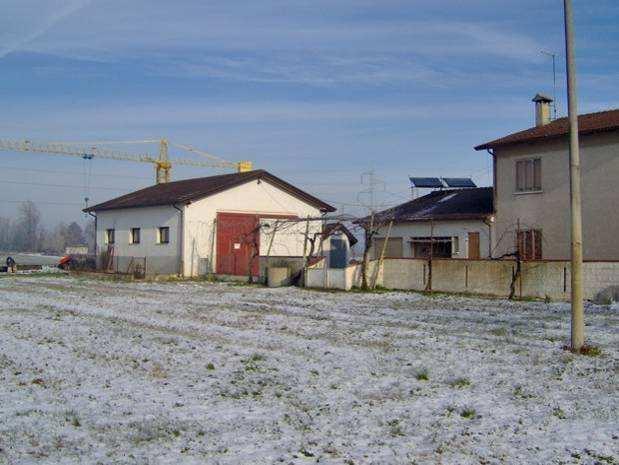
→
(532, 93, 553, 126)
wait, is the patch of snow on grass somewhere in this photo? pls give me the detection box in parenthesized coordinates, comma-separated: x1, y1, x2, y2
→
(0, 275, 617, 464)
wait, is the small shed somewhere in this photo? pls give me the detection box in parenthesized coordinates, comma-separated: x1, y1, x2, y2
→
(321, 222, 358, 268)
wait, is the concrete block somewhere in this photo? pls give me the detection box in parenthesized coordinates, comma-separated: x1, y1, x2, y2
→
(267, 267, 290, 287)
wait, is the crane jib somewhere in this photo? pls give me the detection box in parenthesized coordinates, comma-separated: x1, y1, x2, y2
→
(0, 138, 252, 183)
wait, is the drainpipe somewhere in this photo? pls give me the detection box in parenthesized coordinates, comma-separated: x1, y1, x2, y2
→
(87, 211, 97, 264)
(173, 204, 184, 277)
(484, 148, 497, 259)
(484, 216, 494, 259)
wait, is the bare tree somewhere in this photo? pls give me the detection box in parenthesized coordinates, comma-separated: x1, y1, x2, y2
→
(0, 217, 12, 251)
(356, 213, 393, 290)
(15, 201, 41, 252)
(84, 220, 96, 253)
(66, 222, 85, 246)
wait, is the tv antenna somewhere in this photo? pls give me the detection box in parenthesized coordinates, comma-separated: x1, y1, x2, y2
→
(541, 50, 558, 120)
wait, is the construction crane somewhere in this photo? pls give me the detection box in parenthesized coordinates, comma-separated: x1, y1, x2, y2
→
(0, 138, 253, 184)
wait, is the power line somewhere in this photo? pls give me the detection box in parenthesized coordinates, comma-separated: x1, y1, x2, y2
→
(0, 165, 152, 180)
(0, 199, 85, 206)
(0, 179, 139, 192)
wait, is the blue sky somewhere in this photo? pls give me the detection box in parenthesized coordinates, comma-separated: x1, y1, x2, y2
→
(1, 0, 618, 224)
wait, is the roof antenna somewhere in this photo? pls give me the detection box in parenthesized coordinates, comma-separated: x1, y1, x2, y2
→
(541, 50, 558, 120)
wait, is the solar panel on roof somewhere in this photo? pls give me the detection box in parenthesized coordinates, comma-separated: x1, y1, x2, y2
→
(409, 177, 443, 188)
(442, 178, 476, 188)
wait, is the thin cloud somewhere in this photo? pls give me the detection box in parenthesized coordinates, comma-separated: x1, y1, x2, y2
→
(8, 1, 546, 63)
(0, 0, 93, 59)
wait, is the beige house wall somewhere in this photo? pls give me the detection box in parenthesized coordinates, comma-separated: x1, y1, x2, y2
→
(492, 131, 619, 260)
(372, 220, 493, 259)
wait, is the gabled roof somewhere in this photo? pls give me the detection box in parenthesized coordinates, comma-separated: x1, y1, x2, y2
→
(475, 109, 619, 151)
(363, 187, 493, 224)
(84, 169, 336, 213)
(322, 222, 358, 246)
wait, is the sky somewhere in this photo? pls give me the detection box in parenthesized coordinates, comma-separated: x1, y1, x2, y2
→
(1, 0, 618, 225)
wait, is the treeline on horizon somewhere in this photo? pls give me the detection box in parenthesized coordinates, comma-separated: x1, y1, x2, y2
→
(0, 201, 94, 255)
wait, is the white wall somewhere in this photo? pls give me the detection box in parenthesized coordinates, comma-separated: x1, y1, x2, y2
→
(259, 219, 308, 257)
(322, 233, 354, 268)
(183, 178, 324, 277)
(96, 205, 181, 274)
(373, 220, 492, 259)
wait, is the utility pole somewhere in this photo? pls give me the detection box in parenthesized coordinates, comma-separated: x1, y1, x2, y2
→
(563, 0, 585, 351)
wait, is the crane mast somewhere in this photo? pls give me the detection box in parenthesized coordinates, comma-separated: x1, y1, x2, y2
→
(157, 138, 171, 184)
(0, 137, 253, 184)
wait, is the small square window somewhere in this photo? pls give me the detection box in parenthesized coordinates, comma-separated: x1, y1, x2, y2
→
(105, 229, 115, 245)
(158, 226, 170, 244)
(130, 228, 141, 244)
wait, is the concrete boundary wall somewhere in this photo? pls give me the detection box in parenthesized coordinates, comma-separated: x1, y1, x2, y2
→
(306, 262, 380, 291)
(307, 258, 619, 301)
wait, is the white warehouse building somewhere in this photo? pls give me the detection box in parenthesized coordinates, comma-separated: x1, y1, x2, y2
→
(84, 170, 337, 278)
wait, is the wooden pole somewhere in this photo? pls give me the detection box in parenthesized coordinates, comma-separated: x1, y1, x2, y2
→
(372, 220, 393, 289)
(564, 0, 585, 351)
(301, 216, 310, 287)
(425, 218, 434, 292)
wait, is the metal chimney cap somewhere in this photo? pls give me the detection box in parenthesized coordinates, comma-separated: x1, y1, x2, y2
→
(532, 93, 553, 103)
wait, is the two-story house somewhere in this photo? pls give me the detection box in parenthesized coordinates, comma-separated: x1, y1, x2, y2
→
(475, 94, 619, 261)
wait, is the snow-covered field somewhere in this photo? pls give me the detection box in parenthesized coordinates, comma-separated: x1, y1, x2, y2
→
(0, 275, 616, 465)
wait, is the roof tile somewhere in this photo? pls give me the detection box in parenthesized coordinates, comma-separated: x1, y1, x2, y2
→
(475, 109, 619, 151)
(84, 170, 335, 213)
(364, 187, 493, 223)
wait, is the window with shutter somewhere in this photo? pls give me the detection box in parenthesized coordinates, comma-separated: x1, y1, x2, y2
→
(515, 158, 542, 192)
(516, 229, 542, 260)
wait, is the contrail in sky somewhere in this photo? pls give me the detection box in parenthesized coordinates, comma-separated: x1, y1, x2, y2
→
(0, 0, 93, 59)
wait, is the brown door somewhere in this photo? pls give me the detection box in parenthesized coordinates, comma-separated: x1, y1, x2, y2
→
(468, 232, 480, 259)
(216, 213, 260, 276)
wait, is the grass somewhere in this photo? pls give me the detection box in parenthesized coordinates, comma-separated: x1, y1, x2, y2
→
(64, 411, 81, 427)
(563, 344, 603, 357)
(415, 368, 429, 381)
(460, 408, 477, 419)
(449, 377, 471, 388)
(242, 353, 266, 372)
(552, 407, 567, 420)
(513, 385, 535, 399)
(387, 419, 405, 437)
(490, 327, 508, 337)
(0, 271, 68, 280)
